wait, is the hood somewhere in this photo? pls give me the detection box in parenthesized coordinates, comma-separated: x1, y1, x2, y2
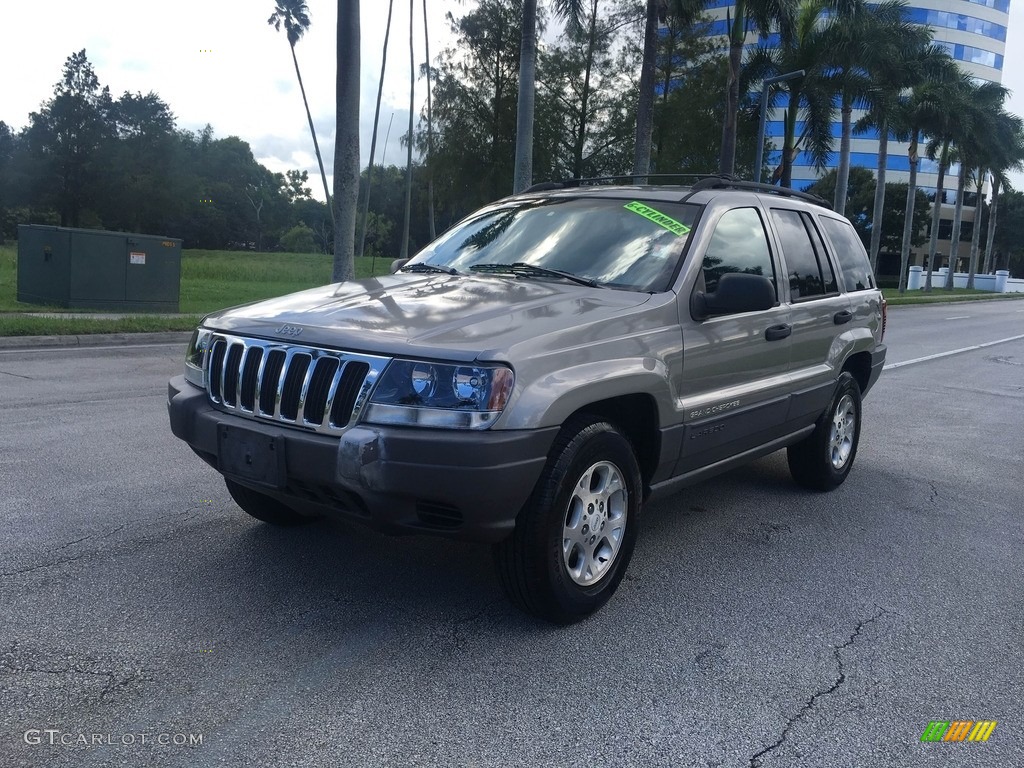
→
(203, 273, 658, 361)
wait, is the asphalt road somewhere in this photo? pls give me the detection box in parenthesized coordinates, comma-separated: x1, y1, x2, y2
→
(1, 300, 1022, 767)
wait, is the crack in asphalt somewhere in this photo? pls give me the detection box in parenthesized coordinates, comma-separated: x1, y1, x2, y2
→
(748, 609, 887, 768)
(0, 506, 216, 579)
(0, 368, 33, 379)
(927, 481, 939, 506)
(54, 525, 126, 552)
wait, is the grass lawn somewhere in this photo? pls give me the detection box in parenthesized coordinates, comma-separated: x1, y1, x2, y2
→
(2, 242, 1022, 335)
(0, 244, 393, 335)
(882, 286, 1024, 305)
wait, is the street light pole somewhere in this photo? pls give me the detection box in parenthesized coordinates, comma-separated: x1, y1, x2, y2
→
(753, 70, 805, 184)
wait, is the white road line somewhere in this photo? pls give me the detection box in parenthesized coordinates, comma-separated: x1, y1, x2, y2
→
(884, 333, 1024, 370)
(944, 315, 971, 320)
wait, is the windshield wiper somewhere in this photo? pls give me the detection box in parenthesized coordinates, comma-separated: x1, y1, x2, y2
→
(470, 262, 599, 287)
(400, 263, 460, 275)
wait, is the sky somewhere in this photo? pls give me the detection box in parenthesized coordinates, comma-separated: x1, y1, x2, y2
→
(2, 0, 1023, 200)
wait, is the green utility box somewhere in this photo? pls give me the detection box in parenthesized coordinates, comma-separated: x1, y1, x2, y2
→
(17, 225, 182, 312)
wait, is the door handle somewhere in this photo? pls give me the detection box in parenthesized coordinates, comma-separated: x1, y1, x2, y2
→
(764, 323, 792, 341)
(833, 310, 853, 325)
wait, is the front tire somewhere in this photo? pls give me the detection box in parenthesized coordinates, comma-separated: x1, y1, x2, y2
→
(224, 478, 311, 526)
(494, 416, 642, 623)
(788, 371, 862, 491)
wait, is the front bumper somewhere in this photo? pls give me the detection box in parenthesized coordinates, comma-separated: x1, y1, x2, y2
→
(167, 376, 556, 542)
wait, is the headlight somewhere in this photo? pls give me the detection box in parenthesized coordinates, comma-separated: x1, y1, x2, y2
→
(183, 328, 213, 388)
(364, 359, 514, 429)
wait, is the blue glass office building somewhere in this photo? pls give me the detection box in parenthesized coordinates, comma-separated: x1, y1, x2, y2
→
(703, 0, 1010, 267)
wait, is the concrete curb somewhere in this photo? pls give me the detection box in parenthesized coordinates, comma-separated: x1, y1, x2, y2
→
(0, 331, 193, 351)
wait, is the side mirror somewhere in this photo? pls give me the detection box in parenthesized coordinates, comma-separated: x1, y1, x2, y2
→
(390, 258, 409, 274)
(691, 273, 776, 319)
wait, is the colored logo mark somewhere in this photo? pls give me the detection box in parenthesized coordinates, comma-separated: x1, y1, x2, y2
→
(920, 720, 997, 743)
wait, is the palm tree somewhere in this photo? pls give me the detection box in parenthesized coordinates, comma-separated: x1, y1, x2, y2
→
(933, 81, 1005, 290)
(332, 0, 360, 282)
(889, 62, 958, 293)
(422, 0, 436, 240)
(981, 115, 1024, 275)
(358, 0, 395, 259)
(743, 0, 835, 189)
(635, 1, 706, 177)
(514, 0, 584, 193)
(921, 74, 973, 293)
(269, 0, 333, 222)
(855, 42, 947, 273)
(820, 0, 927, 215)
(717, 0, 796, 177)
(400, 0, 415, 260)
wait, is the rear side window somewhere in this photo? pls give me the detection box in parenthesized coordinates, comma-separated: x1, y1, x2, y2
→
(818, 216, 875, 292)
(702, 207, 777, 295)
(771, 209, 838, 300)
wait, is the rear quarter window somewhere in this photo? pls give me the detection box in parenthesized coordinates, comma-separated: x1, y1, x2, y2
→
(817, 216, 875, 292)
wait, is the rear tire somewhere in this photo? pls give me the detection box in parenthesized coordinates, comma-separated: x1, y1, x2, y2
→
(224, 478, 311, 526)
(493, 416, 642, 624)
(788, 372, 862, 491)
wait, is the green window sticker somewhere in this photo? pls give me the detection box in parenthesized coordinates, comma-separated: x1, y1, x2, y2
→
(624, 201, 691, 237)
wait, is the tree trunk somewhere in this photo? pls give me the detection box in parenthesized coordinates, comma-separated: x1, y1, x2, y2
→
(966, 166, 984, 289)
(983, 175, 1000, 274)
(944, 162, 966, 289)
(291, 43, 333, 222)
(833, 95, 853, 214)
(422, 0, 435, 240)
(332, 0, 360, 282)
(358, 0, 393, 260)
(780, 92, 800, 188)
(358, 0, 395, 258)
(897, 131, 919, 294)
(513, 0, 537, 193)
(574, 3, 600, 179)
(868, 125, 888, 274)
(924, 141, 948, 293)
(719, 2, 745, 177)
(632, 0, 660, 179)
(400, 0, 415, 260)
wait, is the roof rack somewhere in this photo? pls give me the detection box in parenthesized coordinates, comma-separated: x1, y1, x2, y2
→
(521, 173, 724, 193)
(681, 177, 832, 208)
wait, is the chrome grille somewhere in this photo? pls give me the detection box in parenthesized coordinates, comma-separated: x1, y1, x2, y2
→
(205, 334, 388, 435)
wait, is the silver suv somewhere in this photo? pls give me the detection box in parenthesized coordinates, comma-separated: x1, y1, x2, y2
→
(168, 177, 887, 623)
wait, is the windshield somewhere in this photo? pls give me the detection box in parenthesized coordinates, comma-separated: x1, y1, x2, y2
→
(406, 197, 700, 292)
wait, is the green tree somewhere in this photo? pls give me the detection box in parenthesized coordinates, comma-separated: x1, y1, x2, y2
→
(936, 81, 1006, 289)
(24, 50, 113, 227)
(268, 0, 332, 220)
(333, 0, 361, 280)
(651, 15, 760, 177)
(856, 42, 949, 272)
(744, 0, 835, 188)
(981, 115, 1024, 275)
(284, 169, 312, 202)
(421, 0, 523, 217)
(922, 72, 973, 292)
(709, 0, 795, 176)
(992, 190, 1024, 275)
(280, 222, 317, 252)
(821, 0, 928, 215)
(534, 0, 632, 180)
